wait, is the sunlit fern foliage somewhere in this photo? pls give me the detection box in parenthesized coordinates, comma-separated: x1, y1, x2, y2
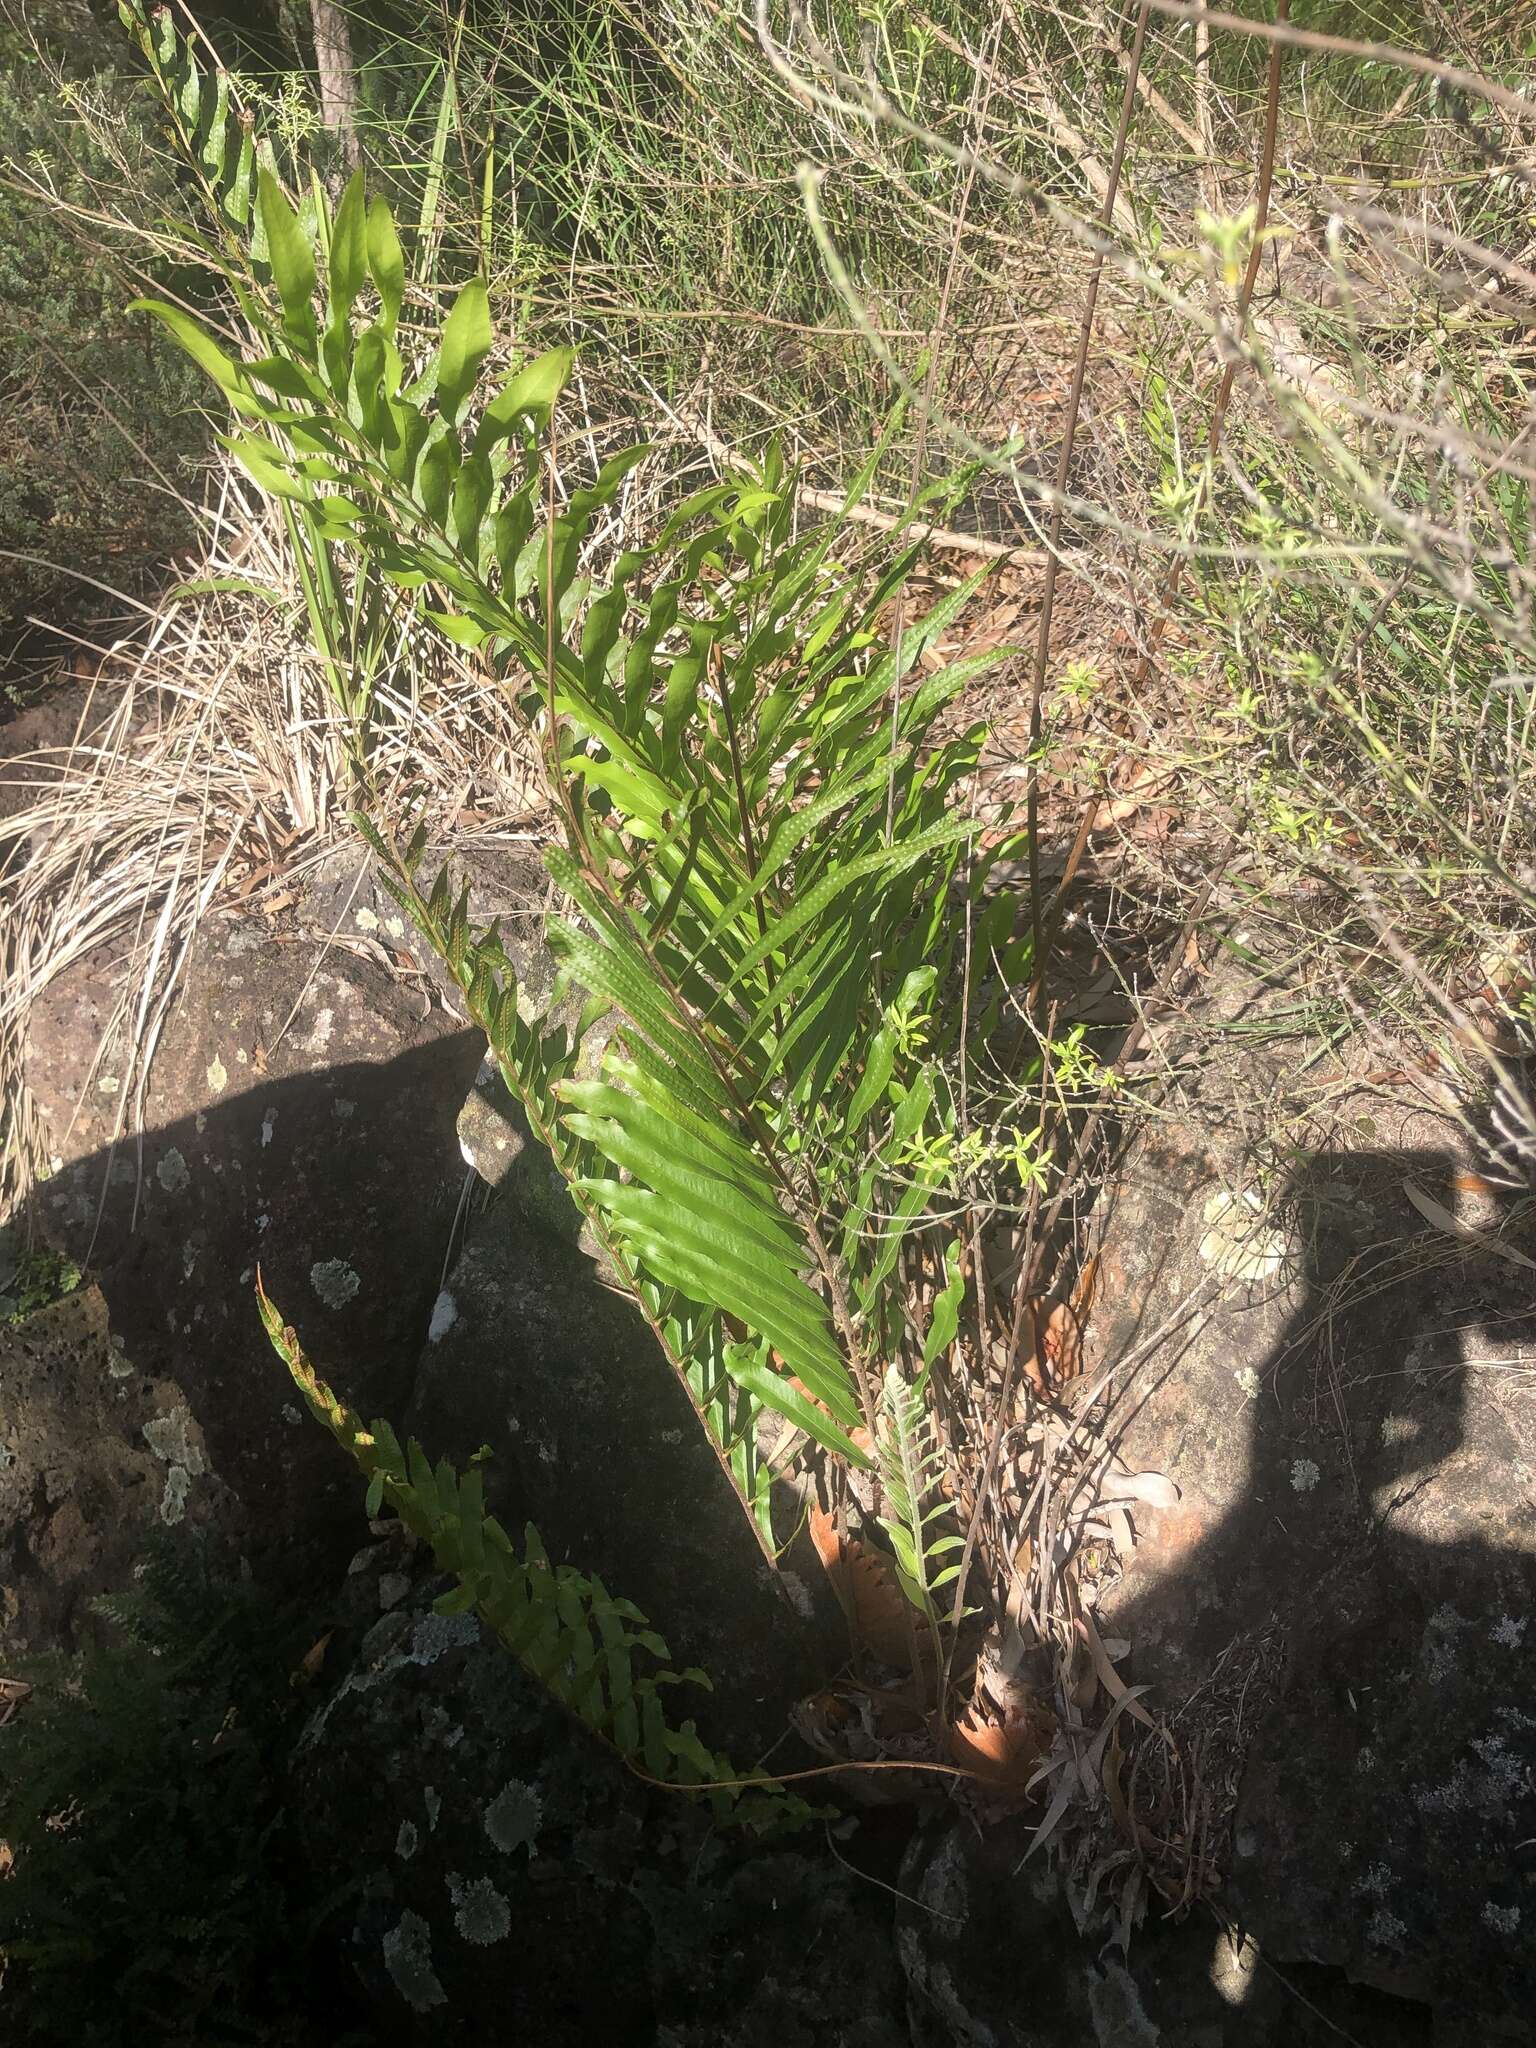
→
(260, 1291, 817, 1832)
(136, 143, 1029, 1604)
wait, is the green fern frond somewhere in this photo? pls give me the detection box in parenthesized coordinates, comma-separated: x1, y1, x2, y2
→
(257, 1287, 816, 1833)
(875, 1365, 966, 1622)
(117, 1, 279, 247)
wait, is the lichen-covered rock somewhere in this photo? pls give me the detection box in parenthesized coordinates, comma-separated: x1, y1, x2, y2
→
(1089, 1127, 1536, 2036)
(897, 1814, 1433, 2047)
(21, 915, 487, 1582)
(299, 841, 557, 1019)
(0, 1281, 232, 1651)
(291, 1563, 908, 2045)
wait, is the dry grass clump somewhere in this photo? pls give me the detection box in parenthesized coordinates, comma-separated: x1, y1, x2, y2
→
(0, 473, 543, 1214)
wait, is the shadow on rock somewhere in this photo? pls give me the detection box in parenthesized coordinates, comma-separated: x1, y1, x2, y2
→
(1107, 1145, 1536, 2038)
(10, 903, 839, 1756)
(899, 1138, 1535, 2048)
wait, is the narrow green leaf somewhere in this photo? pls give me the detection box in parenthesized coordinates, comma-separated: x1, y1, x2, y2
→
(328, 169, 367, 323)
(129, 298, 241, 392)
(725, 1348, 872, 1468)
(438, 277, 493, 426)
(475, 346, 576, 451)
(366, 195, 405, 334)
(222, 434, 310, 501)
(257, 168, 317, 353)
(561, 1111, 804, 1265)
(920, 1238, 966, 1376)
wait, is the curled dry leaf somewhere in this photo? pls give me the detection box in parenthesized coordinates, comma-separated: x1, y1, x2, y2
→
(1070, 1253, 1100, 1323)
(948, 1696, 1053, 1796)
(1080, 1609, 1154, 1730)
(1020, 1295, 1083, 1395)
(1095, 760, 1177, 828)
(1107, 1469, 1180, 1510)
(296, 1630, 334, 1683)
(809, 1504, 914, 1667)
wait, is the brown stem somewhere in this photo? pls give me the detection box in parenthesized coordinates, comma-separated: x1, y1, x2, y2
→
(1125, 0, 1291, 698)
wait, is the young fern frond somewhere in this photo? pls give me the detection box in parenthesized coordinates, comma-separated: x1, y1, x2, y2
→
(117, 1, 277, 247)
(875, 1365, 966, 1622)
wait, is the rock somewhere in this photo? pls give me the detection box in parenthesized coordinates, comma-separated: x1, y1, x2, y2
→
(21, 911, 488, 1585)
(1087, 1125, 1536, 2036)
(897, 1814, 1436, 2046)
(404, 1189, 842, 1758)
(291, 1557, 907, 2046)
(455, 1054, 609, 1267)
(455, 1055, 530, 1191)
(299, 841, 558, 1020)
(0, 1282, 232, 1651)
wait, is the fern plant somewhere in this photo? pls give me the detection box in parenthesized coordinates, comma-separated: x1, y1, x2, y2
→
(134, 154, 1028, 1643)
(116, 0, 279, 251)
(259, 1289, 817, 1832)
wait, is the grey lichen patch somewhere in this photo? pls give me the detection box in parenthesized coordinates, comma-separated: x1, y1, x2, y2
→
(406, 1611, 480, 1667)
(143, 1403, 206, 1476)
(424, 1786, 442, 1832)
(448, 1872, 511, 1946)
(310, 1258, 361, 1309)
(484, 1780, 542, 1857)
(395, 1819, 420, 1861)
(382, 1910, 447, 2012)
(206, 1055, 228, 1095)
(1483, 1902, 1521, 1935)
(155, 1148, 190, 1195)
(1422, 1604, 1469, 1685)
(1367, 1906, 1407, 1949)
(428, 1290, 458, 1344)
(160, 1465, 192, 1525)
(778, 1569, 814, 1621)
